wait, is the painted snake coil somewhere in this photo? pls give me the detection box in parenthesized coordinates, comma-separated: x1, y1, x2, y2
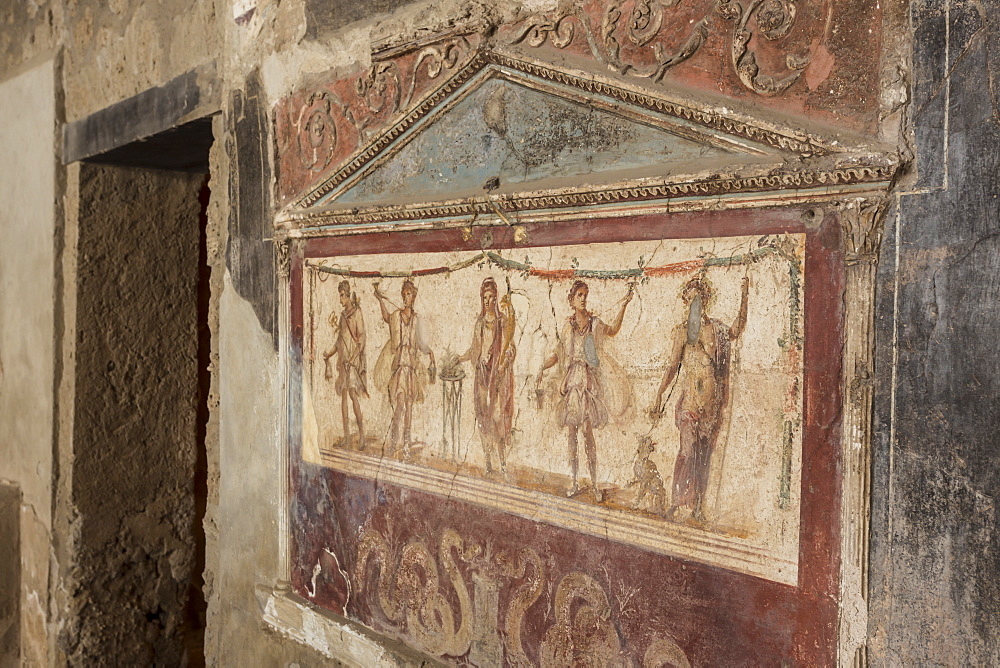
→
(503, 548, 545, 667)
(354, 528, 475, 658)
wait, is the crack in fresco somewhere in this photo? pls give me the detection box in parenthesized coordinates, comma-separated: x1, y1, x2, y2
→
(300, 233, 805, 583)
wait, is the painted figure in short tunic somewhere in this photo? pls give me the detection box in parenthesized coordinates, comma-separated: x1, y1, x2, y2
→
(460, 277, 516, 475)
(374, 279, 436, 454)
(537, 280, 633, 502)
(324, 280, 368, 449)
(653, 274, 749, 522)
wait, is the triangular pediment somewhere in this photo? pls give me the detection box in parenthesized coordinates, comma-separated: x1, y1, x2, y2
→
(282, 50, 895, 228)
(333, 76, 764, 207)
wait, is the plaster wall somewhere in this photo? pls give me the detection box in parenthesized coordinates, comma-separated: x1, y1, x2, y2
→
(208, 274, 330, 665)
(212, 0, 899, 665)
(215, 1, 999, 664)
(203, 117, 350, 666)
(0, 0, 219, 123)
(0, 60, 56, 667)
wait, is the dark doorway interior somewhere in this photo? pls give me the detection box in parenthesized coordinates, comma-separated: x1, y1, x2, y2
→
(0, 483, 20, 664)
(70, 118, 213, 665)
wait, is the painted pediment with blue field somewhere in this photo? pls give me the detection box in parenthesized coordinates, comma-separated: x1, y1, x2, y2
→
(277, 40, 894, 230)
(332, 76, 764, 208)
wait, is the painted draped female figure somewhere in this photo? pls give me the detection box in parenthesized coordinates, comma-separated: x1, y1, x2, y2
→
(459, 277, 516, 476)
(652, 274, 749, 522)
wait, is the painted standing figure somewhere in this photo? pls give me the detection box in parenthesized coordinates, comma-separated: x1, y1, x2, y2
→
(537, 280, 633, 502)
(459, 277, 516, 476)
(652, 274, 749, 522)
(324, 280, 368, 449)
(374, 279, 436, 454)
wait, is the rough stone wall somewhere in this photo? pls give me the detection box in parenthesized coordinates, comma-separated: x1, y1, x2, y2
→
(868, 1, 1000, 664)
(0, 1, 61, 74)
(58, 0, 219, 123)
(0, 0, 219, 122)
(65, 164, 204, 664)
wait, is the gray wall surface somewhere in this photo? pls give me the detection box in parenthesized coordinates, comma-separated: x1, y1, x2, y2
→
(869, 0, 1000, 664)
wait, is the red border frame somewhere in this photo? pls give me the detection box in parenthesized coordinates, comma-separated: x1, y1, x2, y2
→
(289, 206, 843, 664)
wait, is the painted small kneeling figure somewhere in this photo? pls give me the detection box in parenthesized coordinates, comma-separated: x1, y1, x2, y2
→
(631, 436, 667, 517)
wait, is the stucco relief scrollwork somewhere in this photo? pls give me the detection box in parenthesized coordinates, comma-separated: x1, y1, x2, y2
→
(511, 0, 709, 83)
(288, 34, 477, 177)
(349, 62, 404, 142)
(347, 35, 474, 143)
(717, 0, 809, 95)
(626, 0, 668, 47)
(295, 92, 339, 172)
(509, 0, 811, 94)
(406, 37, 473, 104)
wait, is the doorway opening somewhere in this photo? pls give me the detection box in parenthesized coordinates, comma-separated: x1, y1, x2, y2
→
(70, 117, 214, 665)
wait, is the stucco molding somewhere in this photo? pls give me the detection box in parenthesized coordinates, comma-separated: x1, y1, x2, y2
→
(486, 49, 824, 154)
(288, 49, 831, 212)
(277, 26, 897, 227)
(271, 20, 898, 666)
(276, 237, 293, 593)
(836, 196, 888, 667)
(292, 50, 489, 209)
(279, 163, 894, 234)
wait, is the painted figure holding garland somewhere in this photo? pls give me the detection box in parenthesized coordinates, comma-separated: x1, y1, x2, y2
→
(537, 279, 634, 502)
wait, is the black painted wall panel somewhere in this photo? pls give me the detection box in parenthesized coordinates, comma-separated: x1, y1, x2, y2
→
(869, 0, 1000, 663)
(227, 70, 277, 347)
